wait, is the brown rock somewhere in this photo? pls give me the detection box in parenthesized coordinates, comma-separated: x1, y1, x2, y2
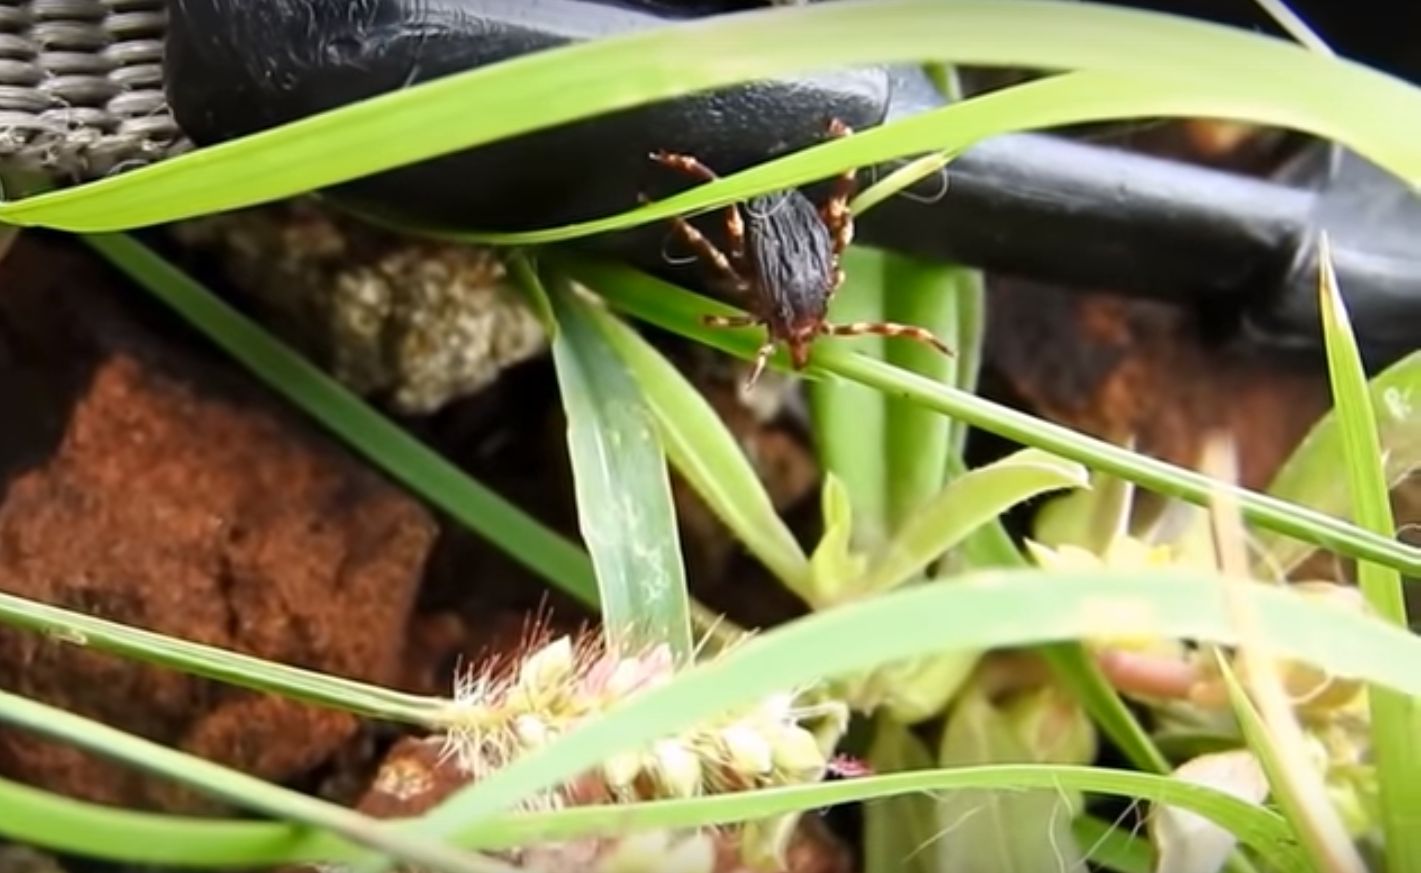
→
(0, 233, 437, 812)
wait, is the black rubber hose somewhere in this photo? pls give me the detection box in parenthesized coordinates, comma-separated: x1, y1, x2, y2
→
(162, 0, 1421, 355)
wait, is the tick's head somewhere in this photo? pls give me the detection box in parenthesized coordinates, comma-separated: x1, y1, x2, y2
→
(779, 317, 822, 370)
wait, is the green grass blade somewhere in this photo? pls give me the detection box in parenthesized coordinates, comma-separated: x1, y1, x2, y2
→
(587, 303, 811, 594)
(1215, 657, 1351, 873)
(5, 1, 1420, 230)
(1074, 814, 1154, 873)
(934, 691, 1084, 872)
(543, 275, 692, 660)
(810, 247, 890, 547)
(1316, 238, 1421, 873)
(428, 69, 1421, 248)
(1257, 350, 1421, 575)
(0, 763, 1295, 869)
(0, 689, 506, 873)
(882, 253, 963, 531)
(0, 591, 439, 723)
(863, 718, 939, 873)
(84, 233, 598, 607)
(559, 255, 1421, 577)
(408, 567, 1421, 846)
(859, 448, 1089, 596)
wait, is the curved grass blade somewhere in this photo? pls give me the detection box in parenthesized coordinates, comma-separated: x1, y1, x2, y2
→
(542, 272, 692, 660)
(409, 568, 1421, 850)
(1258, 350, 1421, 575)
(427, 69, 1421, 248)
(4, 1, 1420, 230)
(559, 254, 1421, 577)
(0, 762, 1300, 869)
(586, 301, 811, 594)
(858, 448, 1089, 596)
(0, 689, 508, 873)
(84, 233, 598, 606)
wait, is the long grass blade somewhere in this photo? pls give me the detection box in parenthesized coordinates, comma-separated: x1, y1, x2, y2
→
(0, 689, 508, 873)
(587, 302, 811, 594)
(559, 254, 1421, 577)
(5, 2, 1419, 230)
(543, 273, 693, 659)
(1316, 236, 1421, 873)
(408, 568, 1421, 847)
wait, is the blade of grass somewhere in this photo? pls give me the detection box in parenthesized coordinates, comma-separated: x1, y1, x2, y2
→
(810, 246, 890, 548)
(863, 718, 939, 873)
(857, 448, 1089, 596)
(0, 763, 1295, 868)
(1250, 0, 1335, 56)
(1256, 350, 1421, 575)
(1075, 813, 1154, 873)
(541, 270, 693, 659)
(0, 689, 510, 873)
(1316, 236, 1421, 873)
(408, 567, 1421, 848)
(83, 233, 597, 607)
(586, 298, 811, 594)
(560, 254, 1421, 577)
(5, 1, 1421, 230)
(1215, 657, 1353, 873)
(0, 590, 439, 723)
(881, 252, 963, 532)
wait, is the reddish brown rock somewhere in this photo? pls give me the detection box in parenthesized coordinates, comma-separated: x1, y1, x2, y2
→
(0, 233, 437, 812)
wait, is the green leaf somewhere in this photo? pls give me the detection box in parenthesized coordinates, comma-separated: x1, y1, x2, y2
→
(1034, 466, 1136, 554)
(0, 689, 503, 873)
(863, 719, 943, 873)
(560, 254, 1421, 577)
(1074, 814, 1155, 873)
(84, 233, 599, 607)
(12, 2, 1421, 231)
(882, 252, 966, 532)
(808, 473, 869, 607)
(1214, 655, 1352, 873)
(857, 448, 1089, 596)
(810, 246, 890, 549)
(405, 567, 1421, 853)
(0, 763, 1298, 870)
(586, 303, 812, 595)
(544, 275, 692, 660)
(1315, 238, 1420, 873)
(1258, 350, 1421, 574)
(935, 690, 1085, 873)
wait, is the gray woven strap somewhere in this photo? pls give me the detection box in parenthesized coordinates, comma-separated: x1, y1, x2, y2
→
(0, 0, 186, 181)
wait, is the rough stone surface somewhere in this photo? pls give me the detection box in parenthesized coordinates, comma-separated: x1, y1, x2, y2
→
(0, 233, 437, 813)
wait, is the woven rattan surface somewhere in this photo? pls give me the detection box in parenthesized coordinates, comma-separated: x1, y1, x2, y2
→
(0, 0, 186, 181)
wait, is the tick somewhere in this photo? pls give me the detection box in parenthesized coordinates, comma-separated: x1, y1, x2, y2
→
(648, 119, 952, 386)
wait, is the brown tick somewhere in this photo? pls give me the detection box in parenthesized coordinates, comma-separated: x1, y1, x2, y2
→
(648, 118, 952, 386)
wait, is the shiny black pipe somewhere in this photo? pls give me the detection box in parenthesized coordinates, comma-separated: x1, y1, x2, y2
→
(162, 0, 1421, 355)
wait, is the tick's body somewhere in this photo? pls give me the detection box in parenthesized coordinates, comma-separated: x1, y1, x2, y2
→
(650, 119, 949, 384)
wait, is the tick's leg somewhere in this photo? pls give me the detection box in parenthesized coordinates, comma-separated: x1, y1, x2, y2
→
(650, 151, 747, 263)
(701, 315, 775, 388)
(641, 192, 747, 290)
(702, 314, 760, 329)
(822, 320, 955, 356)
(820, 119, 858, 261)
